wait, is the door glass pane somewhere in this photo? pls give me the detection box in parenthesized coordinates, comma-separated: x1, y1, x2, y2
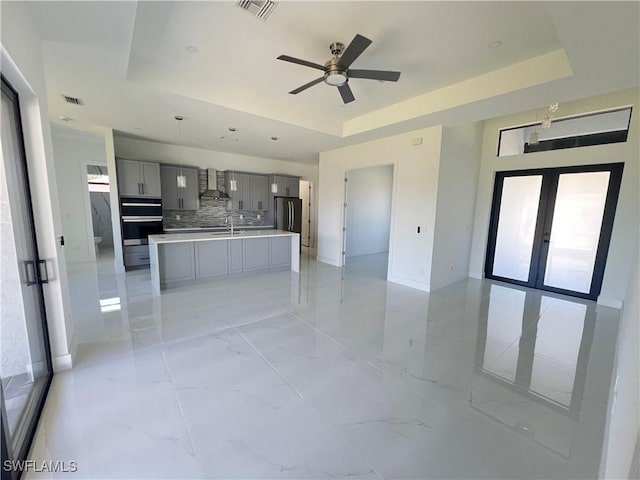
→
(492, 175, 543, 281)
(1, 84, 51, 454)
(543, 171, 610, 293)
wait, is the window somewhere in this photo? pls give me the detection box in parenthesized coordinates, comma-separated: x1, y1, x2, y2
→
(498, 106, 632, 157)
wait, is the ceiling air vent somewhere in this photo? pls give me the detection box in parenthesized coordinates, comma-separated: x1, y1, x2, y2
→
(236, 0, 277, 21)
(61, 95, 83, 105)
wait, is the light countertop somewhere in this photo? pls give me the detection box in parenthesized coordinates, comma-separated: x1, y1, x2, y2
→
(149, 229, 298, 244)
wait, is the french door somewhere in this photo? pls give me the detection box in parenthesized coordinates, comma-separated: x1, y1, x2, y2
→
(1, 76, 54, 478)
(485, 163, 624, 300)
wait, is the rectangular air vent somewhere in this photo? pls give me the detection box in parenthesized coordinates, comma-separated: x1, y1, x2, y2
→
(61, 95, 83, 105)
(236, 0, 277, 20)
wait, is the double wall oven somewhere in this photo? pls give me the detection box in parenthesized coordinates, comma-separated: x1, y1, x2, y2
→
(120, 197, 163, 268)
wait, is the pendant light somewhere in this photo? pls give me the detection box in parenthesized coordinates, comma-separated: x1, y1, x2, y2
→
(270, 136, 279, 193)
(175, 116, 187, 188)
(228, 127, 238, 191)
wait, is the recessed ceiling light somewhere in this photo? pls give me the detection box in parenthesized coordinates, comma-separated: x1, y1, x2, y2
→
(185, 45, 198, 54)
(228, 127, 237, 132)
(489, 40, 503, 49)
(174, 115, 184, 121)
(59, 116, 73, 121)
(271, 136, 278, 141)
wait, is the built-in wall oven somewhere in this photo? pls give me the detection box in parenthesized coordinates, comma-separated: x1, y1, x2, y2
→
(120, 197, 163, 268)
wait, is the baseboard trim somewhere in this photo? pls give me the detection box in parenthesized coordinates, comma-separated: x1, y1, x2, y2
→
(317, 255, 341, 267)
(469, 271, 483, 280)
(51, 335, 78, 372)
(387, 274, 430, 292)
(597, 296, 624, 309)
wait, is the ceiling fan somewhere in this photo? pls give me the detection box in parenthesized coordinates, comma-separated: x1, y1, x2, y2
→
(277, 34, 401, 104)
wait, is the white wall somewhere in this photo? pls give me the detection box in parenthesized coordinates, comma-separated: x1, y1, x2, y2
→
(468, 88, 639, 307)
(346, 165, 393, 258)
(114, 136, 319, 247)
(430, 123, 484, 291)
(51, 126, 108, 264)
(1, 3, 75, 371)
(601, 252, 639, 479)
(318, 126, 443, 291)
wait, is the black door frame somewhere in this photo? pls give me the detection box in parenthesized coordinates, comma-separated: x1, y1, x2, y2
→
(485, 162, 624, 301)
(1, 75, 54, 479)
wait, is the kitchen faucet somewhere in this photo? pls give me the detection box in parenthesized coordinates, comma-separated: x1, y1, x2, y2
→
(225, 215, 234, 235)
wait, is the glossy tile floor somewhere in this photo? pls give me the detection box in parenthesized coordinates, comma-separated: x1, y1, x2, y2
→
(27, 253, 620, 479)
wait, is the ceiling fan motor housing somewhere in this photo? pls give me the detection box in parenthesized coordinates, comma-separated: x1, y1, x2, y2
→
(324, 57, 348, 86)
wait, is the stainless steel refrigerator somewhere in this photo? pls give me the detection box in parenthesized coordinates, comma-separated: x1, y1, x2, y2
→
(274, 196, 302, 234)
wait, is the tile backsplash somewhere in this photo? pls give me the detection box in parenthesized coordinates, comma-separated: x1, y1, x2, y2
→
(163, 169, 268, 229)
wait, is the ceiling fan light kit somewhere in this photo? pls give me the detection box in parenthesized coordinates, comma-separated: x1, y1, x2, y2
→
(277, 34, 401, 104)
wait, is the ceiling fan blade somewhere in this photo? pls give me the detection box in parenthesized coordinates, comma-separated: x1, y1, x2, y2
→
(348, 69, 401, 82)
(277, 55, 326, 71)
(338, 83, 355, 104)
(338, 34, 372, 68)
(289, 77, 325, 95)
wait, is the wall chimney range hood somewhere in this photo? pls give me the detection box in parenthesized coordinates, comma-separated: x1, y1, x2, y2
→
(200, 169, 228, 199)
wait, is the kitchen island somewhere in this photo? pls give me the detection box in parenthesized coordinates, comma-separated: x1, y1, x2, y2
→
(149, 230, 299, 293)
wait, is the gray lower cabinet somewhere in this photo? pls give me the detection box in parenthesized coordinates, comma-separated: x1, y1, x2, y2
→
(243, 237, 269, 271)
(124, 244, 150, 268)
(159, 242, 195, 284)
(228, 239, 243, 274)
(269, 236, 292, 268)
(195, 240, 228, 279)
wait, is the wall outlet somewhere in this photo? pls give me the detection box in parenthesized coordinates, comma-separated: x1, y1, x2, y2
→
(239, 214, 244, 220)
(257, 214, 261, 220)
(176, 214, 181, 220)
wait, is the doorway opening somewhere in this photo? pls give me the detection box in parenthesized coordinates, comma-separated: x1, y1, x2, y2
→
(342, 165, 393, 278)
(299, 180, 311, 249)
(485, 163, 623, 300)
(86, 165, 114, 264)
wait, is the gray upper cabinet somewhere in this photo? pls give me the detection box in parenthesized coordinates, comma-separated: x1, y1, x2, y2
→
(160, 164, 199, 210)
(271, 175, 299, 198)
(141, 162, 161, 197)
(224, 171, 269, 211)
(160, 165, 180, 209)
(251, 175, 269, 211)
(117, 159, 161, 198)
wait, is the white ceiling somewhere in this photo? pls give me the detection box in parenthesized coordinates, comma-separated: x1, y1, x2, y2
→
(24, 1, 640, 163)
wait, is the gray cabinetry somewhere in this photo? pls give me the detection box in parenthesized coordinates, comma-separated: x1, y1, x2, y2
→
(160, 165, 199, 210)
(160, 165, 180, 209)
(271, 175, 299, 198)
(251, 175, 269, 211)
(124, 244, 150, 268)
(269, 236, 292, 268)
(117, 159, 161, 198)
(243, 237, 269, 271)
(159, 242, 195, 283)
(224, 172, 269, 211)
(228, 239, 243, 274)
(195, 240, 228, 279)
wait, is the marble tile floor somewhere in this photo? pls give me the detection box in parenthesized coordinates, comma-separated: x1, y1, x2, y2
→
(26, 253, 621, 479)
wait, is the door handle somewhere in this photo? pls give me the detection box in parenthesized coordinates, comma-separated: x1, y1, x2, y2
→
(38, 259, 49, 284)
(141, 183, 145, 195)
(23, 260, 37, 286)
